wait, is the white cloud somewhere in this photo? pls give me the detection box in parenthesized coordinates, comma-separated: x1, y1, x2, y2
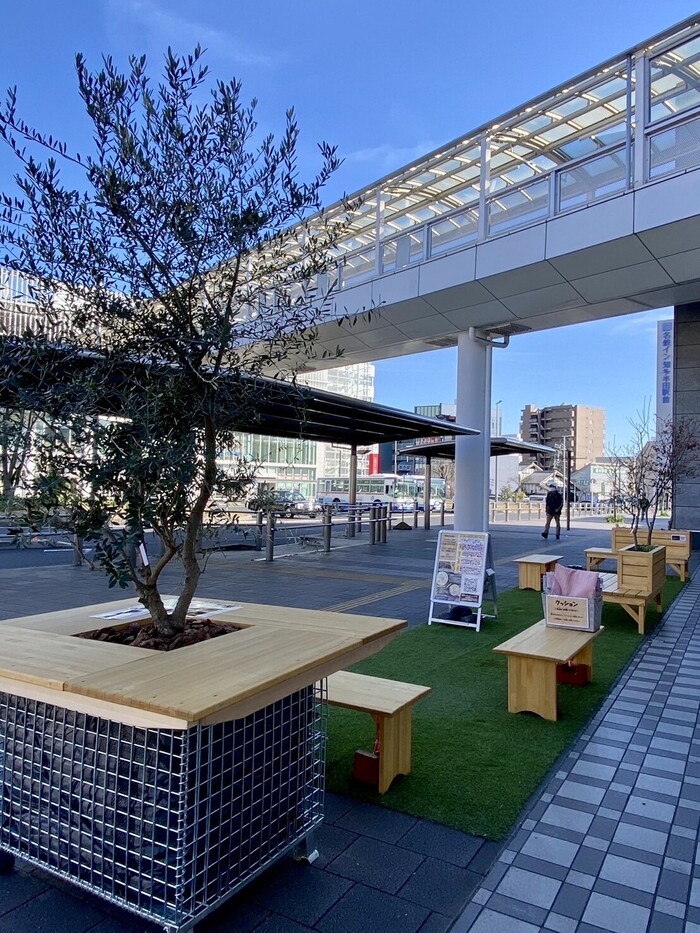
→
(110, 0, 280, 68)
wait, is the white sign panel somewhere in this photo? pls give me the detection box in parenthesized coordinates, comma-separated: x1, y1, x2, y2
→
(656, 319, 674, 432)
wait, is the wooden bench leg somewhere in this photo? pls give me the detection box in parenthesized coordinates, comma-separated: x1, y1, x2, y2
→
(506, 655, 557, 721)
(518, 565, 544, 591)
(617, 600, 645, 635)
(375, 708, 413, 794)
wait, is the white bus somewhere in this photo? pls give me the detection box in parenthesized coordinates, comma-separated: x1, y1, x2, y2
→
(315, 474, 446, 512)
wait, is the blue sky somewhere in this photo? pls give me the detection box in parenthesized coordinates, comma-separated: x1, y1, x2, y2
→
(0, 0, 694, 445)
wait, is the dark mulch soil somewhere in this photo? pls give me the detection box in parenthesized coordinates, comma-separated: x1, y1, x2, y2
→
(75, 619, 239, 651)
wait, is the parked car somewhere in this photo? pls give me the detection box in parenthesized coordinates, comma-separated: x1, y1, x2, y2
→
(247, 490, 317, 519)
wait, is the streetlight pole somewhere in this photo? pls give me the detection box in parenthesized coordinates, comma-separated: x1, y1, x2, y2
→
(494, 400, 502, 502)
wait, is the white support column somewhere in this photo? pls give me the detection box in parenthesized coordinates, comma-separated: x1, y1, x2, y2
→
(455, 330, 492, 532)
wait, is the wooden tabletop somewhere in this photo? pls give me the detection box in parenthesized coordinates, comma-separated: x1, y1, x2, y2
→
(513, 554, 564, 565)
(0, 597, 405, 727)
(493, 619, 602, 664)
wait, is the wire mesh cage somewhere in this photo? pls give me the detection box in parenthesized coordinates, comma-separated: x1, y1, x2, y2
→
(0, 682, 327, 931)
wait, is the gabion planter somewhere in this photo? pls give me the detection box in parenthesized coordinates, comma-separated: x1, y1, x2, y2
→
(0, 685, 326, 932)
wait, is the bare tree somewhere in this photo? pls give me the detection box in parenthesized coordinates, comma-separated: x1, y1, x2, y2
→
(608, 401, 700, 547)
(0, 47, 354, 637)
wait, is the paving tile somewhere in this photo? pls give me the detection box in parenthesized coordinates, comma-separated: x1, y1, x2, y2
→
(449, 902, 484, 932)
(571, 760, 616, 781)
(397, 857, 481, 915)
(416, 911, 452, 933)
(195, 896, 271, 932)
(249, 861, 352, 926)
(315, 883, 430, 933)
(655, 894, 687, 917)
(648, 911, 686, 933)
(624, 793, 676, 824)
(512, 853, 568, 882)
(494, 866, 561, 909)
(466, 907, 541, 931)
(612, 821, 669, 854)
(333, 802, 418, 843)
(324, 793, 357, 825)
(326, 836, 423, 894)
(582, 890, 651, 932)
(541, 803, 594, 834)
(397, 820, 486, 867)
(599, 852, 660, 892)
(467, 840, 502, 876)
(571, 845, 605, 876)
(667, 832, 695, 862)
(482, 892, 547, 927)
(543, 912, 578, 932)
(0, 887, 107, 932)
(556, 780, 606, 806)
(313, 823, 358, 869)
(566, 870, 596, 889)
(0, 871, 51, 917)
(551, 880, 591, 919)
(519, 833, 579, 868)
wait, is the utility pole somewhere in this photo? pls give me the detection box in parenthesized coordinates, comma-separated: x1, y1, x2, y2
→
(566, 444, 572, 531)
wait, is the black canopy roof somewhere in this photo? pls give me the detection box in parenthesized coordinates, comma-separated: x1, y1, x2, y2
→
(0, 342, 480, 447)
(401, 435, 554, 459)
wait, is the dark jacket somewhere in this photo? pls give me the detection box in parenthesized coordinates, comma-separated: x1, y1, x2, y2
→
(545, 489, 563, 514)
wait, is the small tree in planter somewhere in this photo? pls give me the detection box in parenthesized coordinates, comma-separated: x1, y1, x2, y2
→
(608, 402, 700, 548)
(0, 47, 356, 639)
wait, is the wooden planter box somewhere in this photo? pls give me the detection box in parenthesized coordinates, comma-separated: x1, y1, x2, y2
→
(617, 544, 667, 594)
(611, 527, 691, 580)
(0, 598, 404, 931)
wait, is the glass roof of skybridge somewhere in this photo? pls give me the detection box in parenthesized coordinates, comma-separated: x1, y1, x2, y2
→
(314, 13, 700, 270)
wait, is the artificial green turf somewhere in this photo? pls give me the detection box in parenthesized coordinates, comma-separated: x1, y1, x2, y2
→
(325, 578, 684, 841)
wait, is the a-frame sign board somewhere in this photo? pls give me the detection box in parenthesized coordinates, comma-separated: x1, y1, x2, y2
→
(428, 530, 497, 632)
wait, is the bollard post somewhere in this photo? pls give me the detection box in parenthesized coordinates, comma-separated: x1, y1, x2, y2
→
(369, 506, 376, 545)
(380, 506, 388, 543)
(413, 501, 419, 529)
(347, 505, 356, 538)
(257, 510, 264, 536)
(265, 511, 275, 562)
(323, 506, 332, 553)
(356, 505, 362, 534)
(440, 499, 445, 527)
(72, 533, 83, 566)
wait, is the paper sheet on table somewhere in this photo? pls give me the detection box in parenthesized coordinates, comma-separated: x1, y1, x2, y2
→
(92, 599, 242, 620)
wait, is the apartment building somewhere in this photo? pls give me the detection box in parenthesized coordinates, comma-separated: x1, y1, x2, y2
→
(520, 403, 605, 472)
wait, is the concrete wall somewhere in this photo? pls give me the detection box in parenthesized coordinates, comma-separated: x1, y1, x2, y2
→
(673, 304, 700, 533)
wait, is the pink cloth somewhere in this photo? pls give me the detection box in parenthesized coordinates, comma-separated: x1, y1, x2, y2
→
(545, 564, 601, 597)
(547, 564, 601, 599)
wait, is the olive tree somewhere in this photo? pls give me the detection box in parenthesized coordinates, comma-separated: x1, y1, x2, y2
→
(0, 47, 352, 636)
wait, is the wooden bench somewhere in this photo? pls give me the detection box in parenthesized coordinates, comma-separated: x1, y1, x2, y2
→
(585, 547, 617, 571)
(611, 527, 691, 581)
(326, 670, 431, 793)
(493, 620, 602, 721)
(513, 553, 564, 591)
(599, 571, 663, 635)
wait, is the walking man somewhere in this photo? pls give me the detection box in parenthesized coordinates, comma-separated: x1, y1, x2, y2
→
(542, 483, 563, 540)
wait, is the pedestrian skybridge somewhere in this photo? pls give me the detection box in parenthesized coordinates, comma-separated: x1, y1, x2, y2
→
(298, 13, 700, 367)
